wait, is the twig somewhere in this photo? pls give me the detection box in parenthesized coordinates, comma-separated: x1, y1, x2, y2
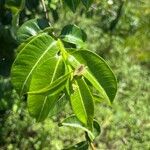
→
(90, 142, 96, 150)
(41, 0, 51, 26)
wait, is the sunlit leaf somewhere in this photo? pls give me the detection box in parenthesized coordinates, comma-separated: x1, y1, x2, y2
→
(17, 18, 50, 42)
(28, 72, 71, 96)
(60, 24, 87, 48)
(11, 34, 58, 96)
(67, 50, 117, 103)
(28, 56, 66, 121)
(70, 78, 94, 128)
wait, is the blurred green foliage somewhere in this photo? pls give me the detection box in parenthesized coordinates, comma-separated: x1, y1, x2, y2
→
(0, 0, 150, 149)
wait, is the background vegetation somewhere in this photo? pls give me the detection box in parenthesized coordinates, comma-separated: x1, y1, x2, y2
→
(0, 0, 150, 149)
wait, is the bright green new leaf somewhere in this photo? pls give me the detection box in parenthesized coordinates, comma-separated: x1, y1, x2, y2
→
(60, 24, 87, 48)
(81, 0, 93, 9)
(64, 0, 80, 12)
(17, 18, 50, 42)
(63, 141, 89, 150)
(11, 34, 58, 96)
(28, 56, 66, 121)
(70, 78, 94, 128)
(67, 50, 117, 103)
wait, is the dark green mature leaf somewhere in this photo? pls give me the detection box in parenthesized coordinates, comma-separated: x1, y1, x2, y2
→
(92, 120, 101, 138)
(60, 24, 87, 48)
(70, 78, 94, 128)
(64, 0, 80, 12)
(63, 141, 89, 150)
(81, 0, 93, 9)
(67, 50, 117, 103)
(11, 33, 58, 96)
(26, 0, 39, 11)
(28, 56, 65, 121)
(59, 115, 101, 141)
(17, 18, 50, 42)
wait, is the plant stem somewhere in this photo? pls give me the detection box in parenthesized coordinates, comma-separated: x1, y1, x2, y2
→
(41, 0, 51, 26)
(57, 39, 68, 60)
(85, 132, 96, 150)
(90, 142, 96, 150)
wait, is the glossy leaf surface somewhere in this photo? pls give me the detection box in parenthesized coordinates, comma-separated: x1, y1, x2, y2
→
(60, 24, 87, 48)
(17, 18, 49, 42)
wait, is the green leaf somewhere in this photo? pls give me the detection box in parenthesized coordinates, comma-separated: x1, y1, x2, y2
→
(28, 56, 66, 121)
(93, 93, 104, 103)
(59, 115, 101, 141)
(60, 24, 87, 48)
(28, 72, 71, 96)
(17, 18, 50, 43)
(70, 78, 94, 128)
(48, 94, 68, 117)
(5, 0, 25, 37)
(64, 0, 80, 12)
(28, 94, 60, 122)
(11, 33, 58, 96)
(67, 50, 117, 104)
(5, 0, 25, 14)
(63, 141, 89, 150)
(92, 120, 101, 138)
(81, 0, 93, 9)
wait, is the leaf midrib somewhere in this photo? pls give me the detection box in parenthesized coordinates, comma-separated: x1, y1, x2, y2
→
(20, 39, 57, 95)
(37, 58, 61, 121)
(68, 54, 110, 103)
(75, 80, 87, 124)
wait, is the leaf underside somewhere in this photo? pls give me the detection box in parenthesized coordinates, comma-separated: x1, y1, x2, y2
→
(11, 33, 58, 96)
(11, 28, 117, 125)
(28, 56, 65, 121)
